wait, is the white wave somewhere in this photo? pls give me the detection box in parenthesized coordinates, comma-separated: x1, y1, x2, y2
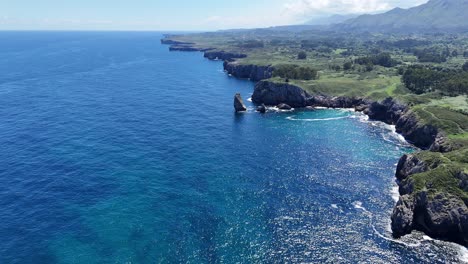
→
(247, 97, 252, 102)
(331, 204, 338, 209)
(353, 201, 364, 210)
(458, 246, 468, 263)
(422, 235, 434, 241)
(391, 185, 400, 203)
(286, 116, 348, 122)
(372, 226, 422, 248)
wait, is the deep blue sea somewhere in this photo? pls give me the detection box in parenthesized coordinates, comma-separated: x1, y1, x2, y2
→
(0, 31, 466, 263)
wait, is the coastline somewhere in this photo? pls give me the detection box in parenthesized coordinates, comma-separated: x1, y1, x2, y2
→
(160, 38, 467, 247)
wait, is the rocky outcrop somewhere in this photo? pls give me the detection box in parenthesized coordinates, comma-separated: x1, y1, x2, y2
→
(430, 133, 454, 153)
(307, 95, 370, 109)
(257, 104, 266, 113)
(234, 93, 247, 112)
(277, 103, 292, 110)
(204, 51, 247, 61)
(392, 191, 468, 245)
(391, 154, 468, 245)
(395, 154, 428, 182)
(224, 61, 274, 82)
(395, 111, 438, 149)
(391, 195, 416, 237)
(252, 81, 310, 108)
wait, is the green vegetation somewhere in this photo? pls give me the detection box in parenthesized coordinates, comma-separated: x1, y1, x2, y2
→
(402, 66, 468, 95)
(355, 53, 398, 68)
(273, 64, 317, 80)
(411, 150, 468, 200)
(297, 51, 307, 60)
(165, 26, 468, 202)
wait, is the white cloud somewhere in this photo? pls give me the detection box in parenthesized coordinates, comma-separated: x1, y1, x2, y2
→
(284, 0, 428, 18)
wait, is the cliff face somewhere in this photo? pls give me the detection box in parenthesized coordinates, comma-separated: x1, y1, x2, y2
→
(392, 154, 468, 245)
(224, 62, 274, 82)
(252, 81, 438, 149)
(252, 81, 310, 108)
(366, 98, 438, 149)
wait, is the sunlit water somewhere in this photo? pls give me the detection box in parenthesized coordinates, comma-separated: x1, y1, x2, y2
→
(0, 32, 466, 263)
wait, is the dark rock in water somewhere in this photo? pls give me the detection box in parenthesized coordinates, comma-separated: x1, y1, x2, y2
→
(391, 195, 416, 238)
(277, 103, 292, 110)
(234, 93, 247, 112)
(252, 81, 310, 107)
(256, 104, 266, 113)
(355, 104, 368, 112)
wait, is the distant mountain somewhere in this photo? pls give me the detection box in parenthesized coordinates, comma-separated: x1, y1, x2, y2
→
(336, 0, 468, 32)
(305, 14, 359, 26)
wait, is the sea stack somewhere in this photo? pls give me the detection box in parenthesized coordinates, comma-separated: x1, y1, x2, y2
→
(234, 93, 247, 112)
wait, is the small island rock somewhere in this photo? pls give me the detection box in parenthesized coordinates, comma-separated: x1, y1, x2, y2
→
(234, 93, 247, 112)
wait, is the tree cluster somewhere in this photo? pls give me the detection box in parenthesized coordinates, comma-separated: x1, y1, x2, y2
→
(354, 53, 398, 68)
(402, 65, 468, 95)
(273, 64, 318, 80)
(413, 47, 448, 63)
(236, 40, 264, 49)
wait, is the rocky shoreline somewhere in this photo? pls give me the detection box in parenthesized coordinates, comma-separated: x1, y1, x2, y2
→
(162, 39, 467, 246)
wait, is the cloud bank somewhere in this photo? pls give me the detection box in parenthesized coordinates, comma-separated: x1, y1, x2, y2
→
(284, 0, 428, 18)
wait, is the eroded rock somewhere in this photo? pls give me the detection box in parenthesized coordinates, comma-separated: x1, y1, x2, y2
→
(234, 93, 247, 112)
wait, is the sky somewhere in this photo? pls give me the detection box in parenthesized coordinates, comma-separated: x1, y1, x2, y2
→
(0, 0, 428, 31)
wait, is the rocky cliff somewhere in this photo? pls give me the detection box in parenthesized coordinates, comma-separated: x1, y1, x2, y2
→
(252, 81, 311, 108)
(252, 81, 439, 149)
(224, 62, 274, 82)
(392, 154, 468, 245)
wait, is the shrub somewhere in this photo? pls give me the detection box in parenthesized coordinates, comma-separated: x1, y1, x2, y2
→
(298, 51, 307, 60)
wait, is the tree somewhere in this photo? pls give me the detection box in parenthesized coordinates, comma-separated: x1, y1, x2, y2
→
(298, 51, 307, 60)
(463, 62, 468, 72)
(343, 61, 353, 71)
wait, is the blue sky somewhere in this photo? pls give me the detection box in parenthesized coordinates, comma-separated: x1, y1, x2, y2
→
(0, 0, 428, 30)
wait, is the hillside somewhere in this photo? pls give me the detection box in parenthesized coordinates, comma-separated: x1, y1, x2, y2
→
(305, 14, 359, 26)
(337, 0, 468, 32)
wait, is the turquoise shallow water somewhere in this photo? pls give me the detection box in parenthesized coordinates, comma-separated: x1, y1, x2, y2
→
(0, 31, 466, 263)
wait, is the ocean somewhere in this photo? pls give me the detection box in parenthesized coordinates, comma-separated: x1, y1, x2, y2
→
(0, 31, 466, 263)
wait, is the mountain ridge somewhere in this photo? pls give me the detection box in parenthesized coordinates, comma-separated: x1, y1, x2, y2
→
(335, 0, 468, 32)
